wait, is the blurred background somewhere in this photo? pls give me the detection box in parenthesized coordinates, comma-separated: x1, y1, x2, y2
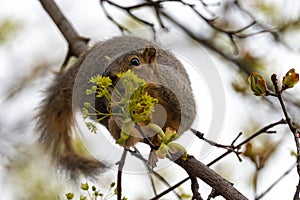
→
(1, 0, 300, 199)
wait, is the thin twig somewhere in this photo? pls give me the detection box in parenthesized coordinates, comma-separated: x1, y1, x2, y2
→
(117, 149, 128, 200)
(150, 177, 190, 200)
(156, 119, 285, 199)
(100, 0, 176, 36)
(255, 163, 297, 200)
(100, 0, 130, 33)
(207, 118, 286, 166)
(144, 0, 167, 29)
(271, 74, 300, 199)
(128, 148, 181, 199)
(234, 0, 294, 52)
(191, 128, 242, 161)
(99, 0, 265, 55)
(178, 2, 261, 54)
(199, 0, 221, 7)
(199, 0, 220, 17)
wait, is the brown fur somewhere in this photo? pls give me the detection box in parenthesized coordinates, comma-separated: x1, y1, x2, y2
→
(36, 36, 196, 178)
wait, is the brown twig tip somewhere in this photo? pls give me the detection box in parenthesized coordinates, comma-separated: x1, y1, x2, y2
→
(190, 128, 204, 139)
(271, 74, 278, 84)
(191, 128, 242, 161)
(207, 119, 286, 166)
(231, 132, 242, 146)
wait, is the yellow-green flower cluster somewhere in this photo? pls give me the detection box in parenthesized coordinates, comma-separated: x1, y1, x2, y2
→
(83, 70, 158, 145)
(86, 75, 112, 99)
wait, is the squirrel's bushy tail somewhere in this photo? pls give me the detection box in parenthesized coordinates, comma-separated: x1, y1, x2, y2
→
(36, 61, 105, 179)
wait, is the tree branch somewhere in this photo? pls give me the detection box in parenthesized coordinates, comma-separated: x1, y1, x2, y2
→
(189, 175, 202, 200)
(150, 177, 190, 200)
(129, 148, 181, 199)
(175, 155, 248, 200)
(38, 0, 89, 57)
(270, 74, 300, 200)
(207, 119, 286, 166)
(191, 128, 243, 162)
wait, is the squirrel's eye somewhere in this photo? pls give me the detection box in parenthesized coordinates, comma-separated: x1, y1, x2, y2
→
(129, 58, 140, 66)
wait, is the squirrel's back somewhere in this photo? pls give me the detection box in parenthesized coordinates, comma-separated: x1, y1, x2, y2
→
(36, 36, 196, 179)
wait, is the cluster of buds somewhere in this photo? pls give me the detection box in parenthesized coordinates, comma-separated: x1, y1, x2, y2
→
(248, 68, 299, 96)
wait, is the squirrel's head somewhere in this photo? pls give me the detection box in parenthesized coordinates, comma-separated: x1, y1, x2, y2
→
(103, 45, 158, 79)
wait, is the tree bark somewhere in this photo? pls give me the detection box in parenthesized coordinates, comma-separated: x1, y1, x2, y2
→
(175, 155, 248, 200)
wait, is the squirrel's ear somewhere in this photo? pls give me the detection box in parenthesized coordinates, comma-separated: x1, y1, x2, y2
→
(142, 45, 157, 64)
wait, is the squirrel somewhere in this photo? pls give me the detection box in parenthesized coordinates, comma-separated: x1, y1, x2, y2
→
(36, 36, 196, 179)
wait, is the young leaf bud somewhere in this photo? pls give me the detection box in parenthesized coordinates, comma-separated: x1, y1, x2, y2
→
(248, 72, 268, 96)
(282, 68, 299, 90)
